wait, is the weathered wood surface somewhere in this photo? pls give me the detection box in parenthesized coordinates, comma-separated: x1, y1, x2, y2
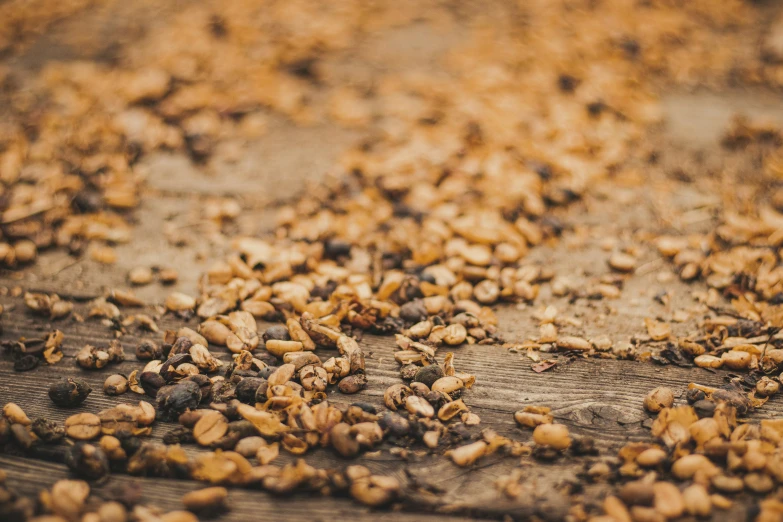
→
(4, 4, 783, 520)
(0, 298, 764, 521)
(0, 136, 778, 521)
(0, 233, 776, 522)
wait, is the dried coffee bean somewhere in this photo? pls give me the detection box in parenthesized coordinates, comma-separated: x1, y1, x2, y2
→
(76, 345, 111, 369)
(285, 351, 320, 371)
(323, 239, 352, 259)
(97, 501, 128, 522)
(637, 448, 667, 467)
(118, 434, 142, 457)
(721, 351, 751, 370)
(373, 316, 405, 335)
(182, 487, 228, 513)
(379, 413, 410, 437)
(424, 390, 450, 411)
(349, 475, 400, 507)
(31, 418, 65, 443)
(431, 376, 464, 395)
(711, 388, 750, 416)
(756, 376, 780, 397)
(682, 484, 711, 518)
(405, 395, 435, 418)
(352, 402, 377, 414)
(570, 436, 597, 456)
(532, 445, 560, 460)
(602, 495, 630, 521)
(182, 374, 212, 394)
(159, 268, 179, 285)
(643, 387, 674, 413)
(331, 423, 360, 457)
(126, 442, 169, 476)
(693, 400, 716, 419)
(410, 382, 429, 396)
(72, 189, 103, 213)
(229, 369, 258, 383)
(449, 423, 473, 442)
(104, 375, 128, 395)
(399, 364, 419, 380)
(3, 403, 31, 425)
(556, 336, 591, 351)
(671, 454, 717, 480)
(100, 435, 128, 460)
(167, 337, 193, 358)
(514, 409, 553, 428)
(694, 354, 722, 369)
(449, 440, 488, 466)
(10, 423, 35, 449)
(745, 473, 774, 493)
(106, 340, 126, 363)
(211, 381, 237, 403)
(653, 482, 684, 518)
(163, 426, 195, 445)
(344, 405, 376, 425)
(400, 300, 428, 323)
(158, 381, 202, 417)
(263, 325, 291, 343)
(235, 377, 264, 404)
(128, 266, 153, 285)
(413, 365, 443, 388)
(48, 478, 90, 519)
(227, 420, 258, 439)
(265, 339, 304, 358)
(338, 374, 367, 394)
(711, 474, 744, 493)
(136, 340, 162, 360)
(136, 401, 157, 426)
(193, 411, 229, 446)
(13, 354, 38, 372)
(159, 353, 193, 382)
(139, 372, 166, 397)
(473, 280, 499, 304)
(210, 432, 242, 451)
(685, 388, 706, 404)
(49, 377, 92, 407)
(299, 365, 328, 392)
(608, 252, 637, 272)
(618, 481, 655, 506)
(65, 413, 102, 440)
(65, 443, 110, 479)
(234, 436, 266, 457)
(533, 423, 571, 450)
(384, 384, 412, 411)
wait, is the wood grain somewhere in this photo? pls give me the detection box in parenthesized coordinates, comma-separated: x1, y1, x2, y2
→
(0, 292, 777, 521)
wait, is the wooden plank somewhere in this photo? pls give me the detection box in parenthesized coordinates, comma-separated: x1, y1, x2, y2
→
(0, 293, 776, 521)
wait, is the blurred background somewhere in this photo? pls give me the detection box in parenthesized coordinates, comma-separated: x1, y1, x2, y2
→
(1, 0, 783, 305)
(4, 3, 783, 519)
